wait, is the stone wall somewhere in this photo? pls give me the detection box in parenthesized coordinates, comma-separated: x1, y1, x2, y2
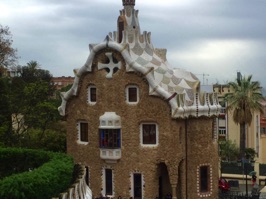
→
(65, 48, 219, 199)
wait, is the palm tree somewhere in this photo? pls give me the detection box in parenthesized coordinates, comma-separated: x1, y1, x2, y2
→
(225, 75, 264, 157)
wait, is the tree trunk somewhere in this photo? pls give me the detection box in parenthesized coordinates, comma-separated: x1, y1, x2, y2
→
(240, 123, 246, 158)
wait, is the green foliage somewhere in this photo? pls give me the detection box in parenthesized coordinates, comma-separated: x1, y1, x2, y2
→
(20, 61, 53, 84)
(245, 148, 257, 160)
(225, 75, 264, 125)
(224, 75, 264, 155)
(20, 127, 66, 152)
(0, 24, 18, 69)
(0, 61, 66, 151)
(219, 139, 240, 161)
(0, 147, 74, 199)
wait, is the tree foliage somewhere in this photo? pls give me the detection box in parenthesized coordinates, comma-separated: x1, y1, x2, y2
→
(0, 61, 66, 151)
(0, 25, 18, 71)
(224, 75, 264, 156)
(219, 139, 240, 161)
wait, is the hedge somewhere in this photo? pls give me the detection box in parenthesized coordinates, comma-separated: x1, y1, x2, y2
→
(0, 147, 74, 199)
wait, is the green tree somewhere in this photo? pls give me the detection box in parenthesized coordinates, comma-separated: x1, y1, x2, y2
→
(0, 25, 18, 73)
(0, 77, 12, 146)
(19, 61, 52, 83)
(0, 61, 65, 151)
(224, 75, 264, 157)
(219, 140, 240, 161)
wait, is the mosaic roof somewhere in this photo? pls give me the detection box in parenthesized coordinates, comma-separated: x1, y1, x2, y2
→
(58, 1, 220, 118)
(109, 4, 200, 101)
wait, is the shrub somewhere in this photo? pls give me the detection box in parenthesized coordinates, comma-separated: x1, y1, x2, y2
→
(0, 147, 74, 199)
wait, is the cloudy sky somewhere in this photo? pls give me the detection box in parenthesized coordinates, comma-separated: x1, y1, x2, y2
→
(1, 0, 266, 93)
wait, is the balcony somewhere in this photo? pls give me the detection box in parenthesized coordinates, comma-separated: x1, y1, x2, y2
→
(100, 148, 121, 163)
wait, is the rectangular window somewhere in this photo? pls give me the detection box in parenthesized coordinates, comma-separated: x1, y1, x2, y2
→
(126, 85, 139, 104)
(87, 86, 97, 103)
(88, 85, 96, 104)
(90, 87, 96, 102)
(200, 166, 209, 192)
(128, 87, 137, 102)
(133, 173, 142, 199)
(99, 129, 121, 148)
(105, 169, 113, 195)
(80, 122, 88, 142)
(141, 123, 157, 145)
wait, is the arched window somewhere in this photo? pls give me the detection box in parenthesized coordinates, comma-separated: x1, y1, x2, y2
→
(126, 85, 139, 104)
(87, 85, 96, 104)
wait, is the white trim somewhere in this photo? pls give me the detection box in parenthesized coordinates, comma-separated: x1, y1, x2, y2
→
(87, 85, 96, 105)
(126, 85, 139, 104)
(140, 123, 159, 147)
(76, 121, 89, 145)
(197, 164, 213, 197)
(58, 40, 221, 118)
(130, 172, 145, 199)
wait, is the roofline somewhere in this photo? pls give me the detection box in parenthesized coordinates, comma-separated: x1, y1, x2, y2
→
(58, 36, 221, 118)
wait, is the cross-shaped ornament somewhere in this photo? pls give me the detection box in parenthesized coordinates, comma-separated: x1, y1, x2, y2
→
(98, 52, 121, 78)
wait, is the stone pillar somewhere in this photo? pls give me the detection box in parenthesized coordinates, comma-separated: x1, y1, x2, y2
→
(168, 162, 179, 199)
(171, 183, 177, 199)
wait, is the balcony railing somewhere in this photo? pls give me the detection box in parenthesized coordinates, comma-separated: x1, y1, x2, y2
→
(100, 148, 121, 163)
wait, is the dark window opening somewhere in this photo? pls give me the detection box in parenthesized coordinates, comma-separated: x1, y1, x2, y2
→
(200, 166, 209, 192)
(80, 122, 88, 142)
(128, 87, 137, 102)
(105, 169, 113, 195)
(134, 173, 142, 199)
(142, 124, 156, 145)
(99, 129, 121, 148)
(90, 87, 96, 102)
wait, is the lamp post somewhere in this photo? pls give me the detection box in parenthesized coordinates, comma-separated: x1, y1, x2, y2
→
(237, 159, 255, 197)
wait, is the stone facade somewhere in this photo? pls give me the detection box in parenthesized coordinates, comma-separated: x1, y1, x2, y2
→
(63, 49, 219, 198)
(60, 1, 220, 198)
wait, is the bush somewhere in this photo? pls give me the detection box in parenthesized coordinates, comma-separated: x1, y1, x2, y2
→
(0, 147, 74, 199)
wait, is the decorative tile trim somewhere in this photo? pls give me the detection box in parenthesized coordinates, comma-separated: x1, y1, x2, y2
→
(197, 163, 213, 197)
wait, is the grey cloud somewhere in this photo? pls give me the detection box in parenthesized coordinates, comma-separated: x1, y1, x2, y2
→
(2, 0, 266, 94)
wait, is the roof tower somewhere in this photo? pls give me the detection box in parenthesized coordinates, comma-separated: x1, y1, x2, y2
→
(122, 0, 135, 6)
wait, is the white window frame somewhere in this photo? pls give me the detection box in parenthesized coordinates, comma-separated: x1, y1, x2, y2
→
(87, 85, 96, 105)
(140, 123, 159, 147)
(130, 172, 144, 198)
(77, 121, 89, 145)
(126, 85, 139, 104)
